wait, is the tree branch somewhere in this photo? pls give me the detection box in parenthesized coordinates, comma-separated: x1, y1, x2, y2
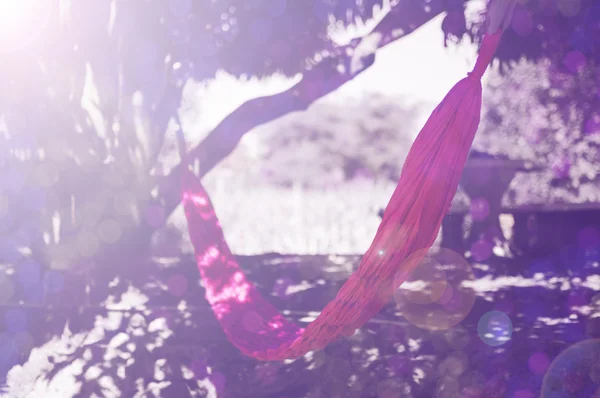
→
(157, 2, 445, 216)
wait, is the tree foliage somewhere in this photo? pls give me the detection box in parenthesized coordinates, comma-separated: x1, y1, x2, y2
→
(0, 0, 598, 391)
(469, 0, 600, 69)
(476, 59, 600, 203)
(469, 0, 600, 125)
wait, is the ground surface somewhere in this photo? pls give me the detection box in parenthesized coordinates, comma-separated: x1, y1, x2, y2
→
(4, 245, 600, 397)
(2, 172, 599, 397)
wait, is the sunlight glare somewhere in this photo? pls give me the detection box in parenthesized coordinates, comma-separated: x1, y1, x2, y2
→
(0, 0, 53, 54)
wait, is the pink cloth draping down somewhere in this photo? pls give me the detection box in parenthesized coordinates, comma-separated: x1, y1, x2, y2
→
(182, 31, 503, 361)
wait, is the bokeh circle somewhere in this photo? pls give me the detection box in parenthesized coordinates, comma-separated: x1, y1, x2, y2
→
(393, 248, 476, 331)
(477, 311, 513, 347)
(542, 339, 600, 397)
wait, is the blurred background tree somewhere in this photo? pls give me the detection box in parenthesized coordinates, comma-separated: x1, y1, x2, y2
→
(476, 59, 600, 203)
(0, 0, 599, 393)
(255, 93, 420, 188)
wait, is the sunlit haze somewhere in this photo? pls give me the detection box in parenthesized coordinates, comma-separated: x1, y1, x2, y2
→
(0, 0, 52, 53)
(183, 10, 486, 155)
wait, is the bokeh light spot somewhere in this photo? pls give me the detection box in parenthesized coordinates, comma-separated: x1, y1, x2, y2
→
(394, 249, 476, 331)
(477, 311, 513, 346)
(470, 239, 494, 262)
(401, 255, 448, 305)
(378, 378, 410, 398)
(444, 325, 470, 350)
(436, 376, 460, 398)
(589, 361, 600, 384)
(470, 197, 490, 221)
(440, 287, 464, 312)
(542, 339, 600, 397)
(558, 0, 581, 17)
(529, 352, 551, 374)
(438, 351, 469, 379)
(511, 8, 533, 37)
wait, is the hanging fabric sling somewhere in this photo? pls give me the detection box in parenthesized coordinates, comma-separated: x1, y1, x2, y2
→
(181, 1, 516, 361)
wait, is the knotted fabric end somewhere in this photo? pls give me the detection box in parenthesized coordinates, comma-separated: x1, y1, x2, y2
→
(470, 30, 503, 80)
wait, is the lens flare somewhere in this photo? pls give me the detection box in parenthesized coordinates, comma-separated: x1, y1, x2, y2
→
(542, 339, 600, 397)
(0, 0, 53, 54)
(393, 248, 476, 331)
(477, 310, 513, 347)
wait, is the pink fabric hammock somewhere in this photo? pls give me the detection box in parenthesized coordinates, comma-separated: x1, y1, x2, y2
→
(181, 30, 503, 361)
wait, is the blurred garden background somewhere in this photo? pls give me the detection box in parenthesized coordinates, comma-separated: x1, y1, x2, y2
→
(0, 0, 599, 397)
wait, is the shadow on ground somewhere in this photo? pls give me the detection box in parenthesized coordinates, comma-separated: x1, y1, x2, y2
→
(2, 242, 600, 397)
